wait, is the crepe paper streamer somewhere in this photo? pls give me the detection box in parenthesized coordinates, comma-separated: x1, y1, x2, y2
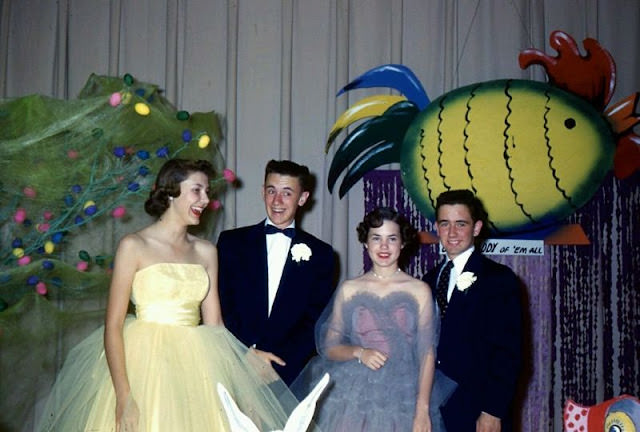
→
(44, 241, 55, 254)
(23, 187, 36, 198)
(14, 209, 26, 223)
(112, 206, 126, 218)
(182, 129, 192, 142)
(36, 282, 47, 295)
(76, 261, 88, 271)
(17, 256, 31, 266)
(177, 110, 190, 120)
(223, 169, 236, 183)
(134, 103, 150, 116)
(109, 92, 122, 106)
(12, 248, 24, 258)
(198, 134, 210, 148)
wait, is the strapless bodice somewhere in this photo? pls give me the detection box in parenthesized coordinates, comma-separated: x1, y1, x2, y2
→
(131, 263, 209, 326)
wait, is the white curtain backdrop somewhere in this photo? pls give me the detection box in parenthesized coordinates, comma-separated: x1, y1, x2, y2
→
(2, 1, 639, 430)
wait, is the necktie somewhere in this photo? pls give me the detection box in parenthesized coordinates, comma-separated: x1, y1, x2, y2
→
(264, 224, 295, 238)
(436, 260, 454, 318)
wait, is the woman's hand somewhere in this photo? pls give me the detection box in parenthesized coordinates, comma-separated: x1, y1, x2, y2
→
(412, 409, 431, 432)
(357, 348, 388, 370)
(116, 393, 140, 432)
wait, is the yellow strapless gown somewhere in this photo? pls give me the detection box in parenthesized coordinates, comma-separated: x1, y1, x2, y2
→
(37, 263, 297, 431)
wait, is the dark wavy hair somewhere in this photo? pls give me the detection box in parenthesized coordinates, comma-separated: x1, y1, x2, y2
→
(264, 160, 311, 192)
(144, 159, 215, 217)
(356, 207, 418, 265)
(435, 189, 490, 241)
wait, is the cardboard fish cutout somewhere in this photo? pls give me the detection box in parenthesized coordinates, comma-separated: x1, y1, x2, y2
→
(326, 31, 640, 236)
(564, 395, 640, 431)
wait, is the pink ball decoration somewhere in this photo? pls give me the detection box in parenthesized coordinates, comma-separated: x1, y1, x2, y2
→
(112, 206, 126, 218)
(17, 256, 31, 266)
(14, 208, 27, 223)
(223, 169, 236, 183)
(36, 282, 47, 295)
(209, 200, 222, 210)
(67, 150, 79, 159)
(36, 223, 50, 233)
(43, 211, 53, 220)
(23, 186, 37, 198)
(76, 261, 89, 271)
(109, 92, 122, 107)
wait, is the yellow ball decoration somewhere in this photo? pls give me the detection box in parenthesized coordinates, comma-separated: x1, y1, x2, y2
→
(134, 103, 150, 116)
(121, 91, 132, 104)
(12, 248, 25, 258)
(44, 241, 55, 254)
(83, 200, 96, 209)
(198, 134, 211, 148)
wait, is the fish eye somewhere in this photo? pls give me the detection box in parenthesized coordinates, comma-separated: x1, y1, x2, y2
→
(564, 118, 576, 129)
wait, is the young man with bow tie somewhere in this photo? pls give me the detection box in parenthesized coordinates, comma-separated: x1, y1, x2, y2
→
(217, 160, 336, 385)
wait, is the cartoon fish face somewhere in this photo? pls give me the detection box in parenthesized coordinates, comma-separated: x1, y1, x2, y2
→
(400, 79, 615, 234)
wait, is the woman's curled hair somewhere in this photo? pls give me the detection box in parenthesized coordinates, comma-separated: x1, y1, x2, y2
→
(144, 159, 215, 217)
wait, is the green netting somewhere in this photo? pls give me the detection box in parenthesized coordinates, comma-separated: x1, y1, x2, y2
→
(0, 73, 228, 431)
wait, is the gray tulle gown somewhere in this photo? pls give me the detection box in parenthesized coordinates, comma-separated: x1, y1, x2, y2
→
(293, 281, 457, 432)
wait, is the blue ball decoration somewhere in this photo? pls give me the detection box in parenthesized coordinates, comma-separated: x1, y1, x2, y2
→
(26, 275, 39, 285)
(182, 129, 192, 142)
(156, 146, 169, 158)
(51, 232, 64, 244)
(74, 215, 84, 225)
(113, 147, 126, 158)
(64, 195, 74, 206)
(136, 150, 150, 160)
(84, 205, 97, 216)
(138, 166, 150, 176)
(71, 185, 82, 194)
(42, 260, 54, 270)
(11, 238, 22, 248)
(127, 182, 140, 192)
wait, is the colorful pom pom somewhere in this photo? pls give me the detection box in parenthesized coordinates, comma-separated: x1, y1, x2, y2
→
(156, 146, 169, 158)
(51, 232, 64, 244)
(198, 134, 211, 148)
(36, 223, 50, 233)
(136, 150, 150, 160)
(27, 275, 39, 285)
(12, 248, 25, 258)
(44, 241, 55, 254)
(134, 103, 150, 116)
(138, 166, 150, 176)
(11, 238, 22, 248)
(121, 91, 132, 104)
(17, 256, 31, 266)
(36, 282, 47, 295)
(223, 169, 236, 183)
(14, 209, 26, 223)
(109, 92, 122, 106)
(76, 261, 89, 271)
(123, 73, 134, 86)
(71, 184, 82, 193)
(182, 129, 192, 142)
(23, 187, 36, 198)
(113, 147, 126, 158)
(42, 260, 54, 270)
(78, 250, 91, 261)
(176, 110, 190, 120)
(112, 206, 126, 218)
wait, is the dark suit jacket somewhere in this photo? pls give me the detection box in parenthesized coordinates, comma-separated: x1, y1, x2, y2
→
(217, 221, 335, 384)
(423, 249, 522, 431)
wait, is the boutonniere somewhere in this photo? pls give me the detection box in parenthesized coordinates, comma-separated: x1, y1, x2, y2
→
(291, 243, 312, 263)
(456, 271, 477, 292)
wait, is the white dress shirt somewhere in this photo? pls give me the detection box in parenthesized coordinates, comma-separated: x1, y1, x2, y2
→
(445, 246, 475, 301)
(265, 219, 294, 316)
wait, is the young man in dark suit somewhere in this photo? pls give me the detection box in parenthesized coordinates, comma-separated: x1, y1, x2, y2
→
(422, 189, 523, 432)
(217, 160, 335, 385)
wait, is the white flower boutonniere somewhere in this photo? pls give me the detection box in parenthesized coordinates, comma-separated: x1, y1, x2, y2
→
(456, 271, 477, 292)
(291, 243, 312, 263)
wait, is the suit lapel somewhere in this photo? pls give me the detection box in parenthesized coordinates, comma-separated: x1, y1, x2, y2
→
(250, 222, 270, 322)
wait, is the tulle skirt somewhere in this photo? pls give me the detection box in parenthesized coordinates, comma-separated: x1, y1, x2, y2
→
(36, 317, 298, 431)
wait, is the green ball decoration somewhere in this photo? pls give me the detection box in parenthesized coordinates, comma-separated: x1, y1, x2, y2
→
(123, 73, 134, 86)
(176, 110, 190, 121)
(78, 250, 91, 262)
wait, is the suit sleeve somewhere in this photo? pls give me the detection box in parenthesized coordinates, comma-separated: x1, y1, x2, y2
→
(480, 265, 523, 419)
(275, 240, 335, 375)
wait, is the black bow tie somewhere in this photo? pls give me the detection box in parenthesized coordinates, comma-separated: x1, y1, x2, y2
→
(264, 224, 295, 238)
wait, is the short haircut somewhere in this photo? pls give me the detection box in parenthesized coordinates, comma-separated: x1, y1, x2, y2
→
(264, 160, 311, 192)
(435, 189, 488, 224)
(144, 158, 215, 217)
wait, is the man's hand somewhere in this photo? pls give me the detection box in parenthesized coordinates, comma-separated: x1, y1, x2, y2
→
(476, 411, 501, 432)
